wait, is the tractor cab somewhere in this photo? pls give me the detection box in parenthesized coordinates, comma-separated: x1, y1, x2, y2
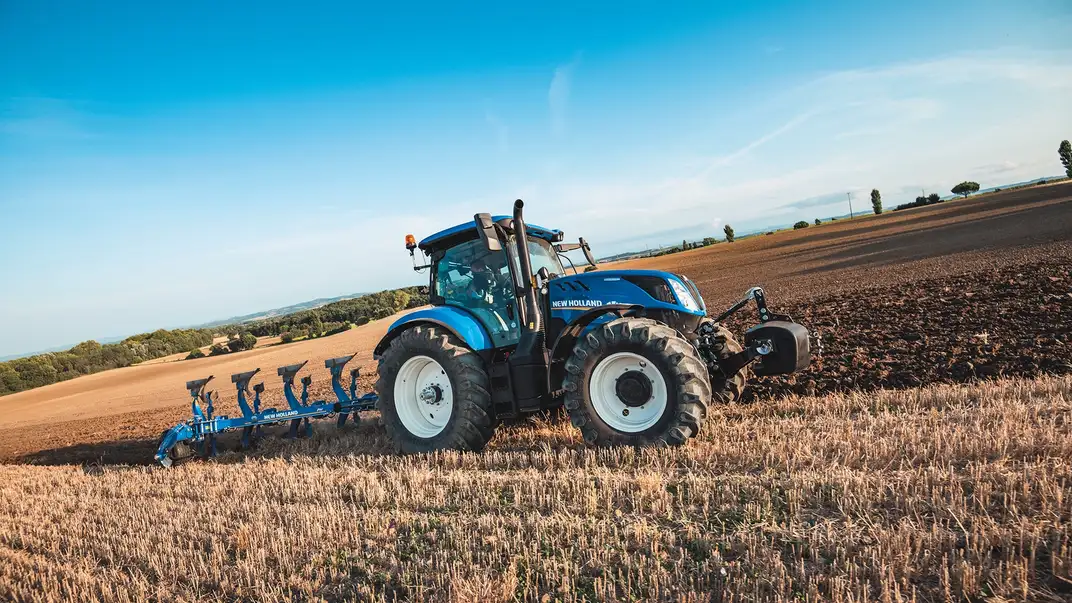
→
(415, 216, 567, 350)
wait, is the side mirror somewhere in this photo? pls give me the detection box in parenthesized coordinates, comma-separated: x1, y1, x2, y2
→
(579, 237, 597, 267)
(474, 213, 502, 252)
(535, 266, 550, 289)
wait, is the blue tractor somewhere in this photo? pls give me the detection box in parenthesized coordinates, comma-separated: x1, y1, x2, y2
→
(154, 199, 811, 465)
(372, 200, 811, 452)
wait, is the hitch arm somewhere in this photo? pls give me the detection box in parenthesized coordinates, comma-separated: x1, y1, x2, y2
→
(713, 287, 777, 323)
(718, 338, 775, 377)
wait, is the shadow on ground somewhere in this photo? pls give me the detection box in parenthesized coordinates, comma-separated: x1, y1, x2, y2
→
(14, 413, 578, 467)
(17, 437, 163, 466)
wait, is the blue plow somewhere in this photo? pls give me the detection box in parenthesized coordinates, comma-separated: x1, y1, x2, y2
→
(155, 354, 378, 467)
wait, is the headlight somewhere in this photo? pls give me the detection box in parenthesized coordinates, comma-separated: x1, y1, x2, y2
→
(682, 276, 706, 313)
(668, 278, 701, 312)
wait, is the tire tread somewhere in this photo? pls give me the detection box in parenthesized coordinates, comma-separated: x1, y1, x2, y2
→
(375, 325, 495, 453)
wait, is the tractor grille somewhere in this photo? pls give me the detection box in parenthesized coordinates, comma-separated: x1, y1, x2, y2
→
(624, 275, 676, 305)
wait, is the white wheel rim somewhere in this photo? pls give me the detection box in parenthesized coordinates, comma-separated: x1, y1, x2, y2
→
(589, 352, 668, 433)
(394, 355, 454, 438)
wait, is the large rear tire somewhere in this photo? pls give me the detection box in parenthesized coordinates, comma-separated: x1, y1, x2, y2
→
(562, 317, 712, 447)
(375, 325, 496, 454)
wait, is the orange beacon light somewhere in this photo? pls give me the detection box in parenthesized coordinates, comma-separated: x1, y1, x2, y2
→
(405, 234, 417, 251)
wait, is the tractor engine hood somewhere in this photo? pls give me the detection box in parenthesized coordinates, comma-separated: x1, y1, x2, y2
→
(548, 269, 706, 316)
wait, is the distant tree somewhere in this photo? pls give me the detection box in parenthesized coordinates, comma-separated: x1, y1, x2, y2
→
(951, 181, 980, 198)
(0, 364, 22, 394)
(209, 343, 229, 356)
(814, 218, 821, 225)
(793, 220, 809, 230)
(323, 322, 352, 337)
(280, 331, 295, 344)
(927, 193, 940, 204)
(227, 331, 257, 352)
(681, 239, 689, 251)
(871, 189, 882, 215)
(391, 290, 411, 310)
(830, 217, 837, 221)
(308, 314, 325, 338)
(70, 340, 103, 356)
(723, 224, 735, 243)
(10, 356, 58, 389)
(701, 237, 717, 246)
(1060, 140, 1072, 178)
(916, 196, 928, 205)
(185, 349, 206, 360)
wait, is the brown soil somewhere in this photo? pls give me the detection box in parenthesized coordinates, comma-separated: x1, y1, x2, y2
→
(1, 181, 1070, 465)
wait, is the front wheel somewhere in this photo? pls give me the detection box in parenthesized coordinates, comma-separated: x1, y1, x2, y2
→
(375, 325, 496, 453)
(562, 318, 712, 447)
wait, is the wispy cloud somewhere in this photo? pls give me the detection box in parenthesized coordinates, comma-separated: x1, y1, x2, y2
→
(698, 110, 814, 177)
(970, 160, 1020, 176)
(779, 191, 856, 210)
(817, 50, 1072, 90)
(549, 59, 578, 137)
(834, 97, 942, 139)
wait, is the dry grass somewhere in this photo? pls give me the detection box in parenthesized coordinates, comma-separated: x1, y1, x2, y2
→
(1, 375, 1070, 602)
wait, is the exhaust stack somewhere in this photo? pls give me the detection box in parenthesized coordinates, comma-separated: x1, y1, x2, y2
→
(512, 199, 541, 335)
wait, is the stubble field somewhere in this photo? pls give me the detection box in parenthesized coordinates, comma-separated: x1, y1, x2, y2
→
(1, 181, 1071, 601)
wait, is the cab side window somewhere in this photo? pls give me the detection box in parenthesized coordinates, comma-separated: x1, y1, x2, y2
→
(434, 240, 520, 347)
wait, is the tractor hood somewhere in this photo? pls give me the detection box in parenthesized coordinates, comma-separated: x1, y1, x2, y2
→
(547, 269, 706, 316)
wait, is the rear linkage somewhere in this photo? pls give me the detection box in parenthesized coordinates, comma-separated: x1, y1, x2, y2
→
(155, 354, 378, 467)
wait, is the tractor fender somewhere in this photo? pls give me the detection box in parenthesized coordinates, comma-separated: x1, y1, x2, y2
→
(374, 306, 493, 358)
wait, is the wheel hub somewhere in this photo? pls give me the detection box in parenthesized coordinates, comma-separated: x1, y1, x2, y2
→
(615, 370, 653, 407)
(588, 352, 669, 433)
(419, 384, 443, 405)
(394, 355, 454, 438)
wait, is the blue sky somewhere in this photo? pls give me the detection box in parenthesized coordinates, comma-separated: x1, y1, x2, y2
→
(1, 1, 1070, 356)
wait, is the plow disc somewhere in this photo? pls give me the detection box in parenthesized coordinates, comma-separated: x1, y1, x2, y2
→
(154, 354, 378, 467)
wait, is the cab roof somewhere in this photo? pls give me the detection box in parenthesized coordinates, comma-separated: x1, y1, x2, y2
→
(419, 215, 562, 252)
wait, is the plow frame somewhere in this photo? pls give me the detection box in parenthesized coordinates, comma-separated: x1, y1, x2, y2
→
(155, 354, 378, 467)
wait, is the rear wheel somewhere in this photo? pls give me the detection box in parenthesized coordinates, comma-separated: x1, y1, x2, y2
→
(563, 317, 712, 447)
(376, 325, 496, 453)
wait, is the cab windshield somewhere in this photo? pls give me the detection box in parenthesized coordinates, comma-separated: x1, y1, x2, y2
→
(508, 236, 565, 278)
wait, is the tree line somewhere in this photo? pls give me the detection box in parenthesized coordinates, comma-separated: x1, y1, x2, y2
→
(216, 287, 424, 341)
(0, 329, 214, 396)
(1, 286, 428, 397)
